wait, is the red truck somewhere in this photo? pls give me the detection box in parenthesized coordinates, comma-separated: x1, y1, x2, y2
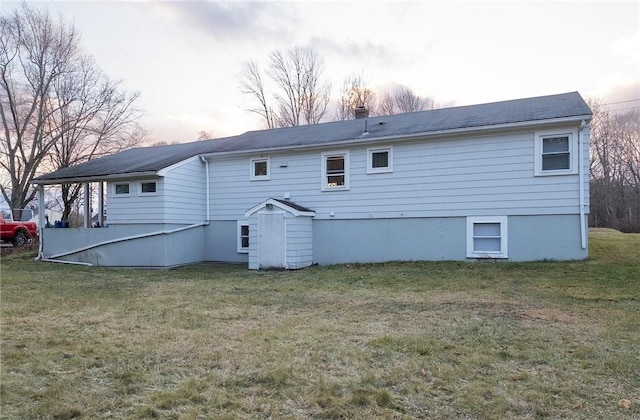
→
(0, 209, 38, 247)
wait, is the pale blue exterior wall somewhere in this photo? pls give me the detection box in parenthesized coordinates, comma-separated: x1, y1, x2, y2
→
(40, 120, 589, 267)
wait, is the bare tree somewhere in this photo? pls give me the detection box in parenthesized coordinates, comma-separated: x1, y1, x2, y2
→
(47, 56, 144, 222)
(0, 4, 143, 220)
(239, 47, 330, 128)
(335, 72, 377, 120)
(377, 85, 435, 116)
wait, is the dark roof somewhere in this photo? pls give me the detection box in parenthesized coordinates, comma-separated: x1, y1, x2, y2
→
(33, 92, 591, 183)
(272, 198, 314, 213)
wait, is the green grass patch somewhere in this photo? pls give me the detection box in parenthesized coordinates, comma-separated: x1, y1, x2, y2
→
(1, 229, 638, 418)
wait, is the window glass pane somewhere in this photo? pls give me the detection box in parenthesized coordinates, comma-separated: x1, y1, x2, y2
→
(326, 156, 344, 172)
(542, 154, 570, 170)
(327, 175, 345, 186)
(474, 237, 501, 252)
(141, 182, 156, 193)
(241, 237, 249, 248)
(473, 222, 500, 237)
(241, 225, 249, 236)
(372, 151, 389, 168)
(543, 137, 569, 153)
(254, 161, 267, 176)
(115, 184, 129, 194)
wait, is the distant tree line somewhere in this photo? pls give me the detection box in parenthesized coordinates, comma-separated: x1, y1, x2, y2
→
(589, 99, 640, 232)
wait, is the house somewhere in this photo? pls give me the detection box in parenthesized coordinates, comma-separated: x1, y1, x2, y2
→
(31, 92, 592, 268)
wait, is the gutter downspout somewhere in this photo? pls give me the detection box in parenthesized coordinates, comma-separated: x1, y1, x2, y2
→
(200, 156, 210, 221)
(578, 120, 587, 249)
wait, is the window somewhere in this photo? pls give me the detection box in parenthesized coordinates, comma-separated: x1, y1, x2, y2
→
(535, 132, 575, 176)
(139, 181, 157, 195)
(321, 151, 349, 191)
(367, 146, 393, 174)
(250, 157, 270, 180)
(114, 182, 130, 196)
(466, 216, 508, 259)
(237, 221, 249, 253)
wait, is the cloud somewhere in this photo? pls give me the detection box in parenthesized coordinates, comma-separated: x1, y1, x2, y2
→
(145, 1, 296, 42)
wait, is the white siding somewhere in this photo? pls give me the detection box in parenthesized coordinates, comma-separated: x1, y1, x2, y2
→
(208, 124, 585, 221)
(163, 158, 207, 224)
(105, 157, 206, 225)
(106, 179, 165, 224)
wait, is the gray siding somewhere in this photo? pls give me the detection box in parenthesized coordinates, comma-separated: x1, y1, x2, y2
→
(205, 221, 248, 264)
(312, 214, 586, 264)
(285, 215, 313, 269)
(208, 124, 586, 222)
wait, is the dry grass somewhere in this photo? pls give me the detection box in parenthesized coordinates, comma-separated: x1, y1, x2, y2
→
(1, 229, 639, 419)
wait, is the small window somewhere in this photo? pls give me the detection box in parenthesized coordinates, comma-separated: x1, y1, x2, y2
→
(114, 183, 130, 196)
(321, 151, 349, 191)
(466, 216, 508, 259)
(250, 157, 270, 180)
(535, 132, 575, 176)
(139, 181, 157, 195)
(237, 221, 249, 253)
(367, 147, 393, 174)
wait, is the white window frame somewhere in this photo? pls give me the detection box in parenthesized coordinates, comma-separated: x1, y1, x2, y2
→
(367, 146, 393, 174)
(138, 181, 157, 196)
(237, 221, 250, 253)
(466, 216, 508, 259)
(534, 131, 577, 176)
(250, 157, 270, 180)
(321, 150, 350, 191)
(113, 182, 130, 197)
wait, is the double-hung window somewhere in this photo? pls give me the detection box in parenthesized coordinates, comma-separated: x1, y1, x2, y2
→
(367, 147, 393, 174)
(466, 216, 508, 259)
(535, 132, 576, 176)
(321, 151, 349, 191)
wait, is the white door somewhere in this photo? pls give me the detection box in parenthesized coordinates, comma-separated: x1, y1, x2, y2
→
(258, 212, 286, 269)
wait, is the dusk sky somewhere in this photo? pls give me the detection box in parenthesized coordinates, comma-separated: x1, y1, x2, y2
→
(10, 1, 640, 144)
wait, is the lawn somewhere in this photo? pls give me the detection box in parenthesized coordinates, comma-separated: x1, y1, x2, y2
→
(1, 229, 638, 419)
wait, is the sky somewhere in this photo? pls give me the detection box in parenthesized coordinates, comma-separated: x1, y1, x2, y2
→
(7, 0, 640, 144)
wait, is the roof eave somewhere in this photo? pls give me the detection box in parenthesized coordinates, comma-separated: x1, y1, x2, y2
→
(31, 171, 160, 185)
(201, 114, 592, 160)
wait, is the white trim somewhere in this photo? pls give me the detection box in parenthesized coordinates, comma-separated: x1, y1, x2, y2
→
(113, 182, 131, 197)
(321, 150, 350, 191)
(534, 130, 577, 176)
(367, 146, 393, 174)
(138, 181, 158, 196)
(466, 216, 508, 259)
(245, 198, 315, 218)
(237, 220, 250, 253)
(250, 157, 270, 180)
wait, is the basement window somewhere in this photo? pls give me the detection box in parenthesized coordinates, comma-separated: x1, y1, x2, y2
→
(237, 221, 249, 253)
(466, 216, 508, 259)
